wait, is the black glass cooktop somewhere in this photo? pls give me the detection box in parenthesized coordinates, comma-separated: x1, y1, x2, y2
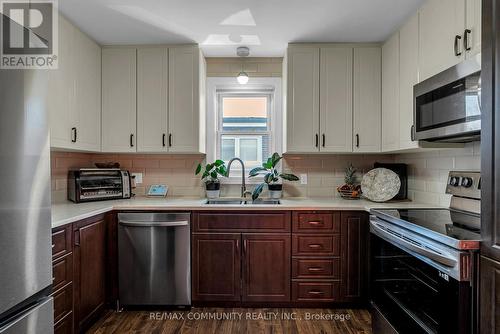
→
(373, 208, 481, 242)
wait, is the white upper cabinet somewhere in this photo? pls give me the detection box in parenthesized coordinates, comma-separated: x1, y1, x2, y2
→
(101, 48, 137, 153)
(319, 47, 353, 152)
(48, 16, 75, 149)
(137, 48, 168, 152)
(465, 0, 481, 58)
(48, 15, 101, 152)
(353, 47, 382, 153)
(73, 30, 101, 152)
(286, 46, 320, 153)
(419, 0, 466, 81)
(399, 13, 420, 150)
(382, 32, 400, 152)
(168, 46, 203, 153)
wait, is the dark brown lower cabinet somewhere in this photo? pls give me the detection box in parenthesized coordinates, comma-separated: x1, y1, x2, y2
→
(192, 233, 241, 302)
(340, 212, 369, 302)
(480, 255, 500, 334)
(242, 234, 290, 302)
(73, 215, 107, 332)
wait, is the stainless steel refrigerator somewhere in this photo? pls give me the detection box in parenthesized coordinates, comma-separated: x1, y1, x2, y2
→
(0, 14, 54, 334)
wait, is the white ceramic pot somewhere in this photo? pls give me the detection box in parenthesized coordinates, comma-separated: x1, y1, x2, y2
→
(206, 190, 220, 199)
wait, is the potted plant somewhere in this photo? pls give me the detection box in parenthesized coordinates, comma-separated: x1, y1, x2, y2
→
(337, 163, 362, 199)
(195, 160, 227, 199)
(249, 152, 299, 200)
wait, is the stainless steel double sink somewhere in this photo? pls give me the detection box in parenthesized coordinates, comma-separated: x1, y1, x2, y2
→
(205, 198, 281, 205)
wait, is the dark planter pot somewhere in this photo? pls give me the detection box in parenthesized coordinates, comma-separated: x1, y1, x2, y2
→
(205, 181, 220, 199)
(205, 181, 220, 191)
(268, 184, 283, 191)
(268, 184, 283, 199)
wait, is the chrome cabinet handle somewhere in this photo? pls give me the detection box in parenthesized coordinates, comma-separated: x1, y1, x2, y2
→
(308, 290, 325, 295)
(308, 267, 323, 272)
(464, 29, 472, 51)
(454, 35, 463, 56)
(308, 244, 323, 249)
(308, 221, 323, 225)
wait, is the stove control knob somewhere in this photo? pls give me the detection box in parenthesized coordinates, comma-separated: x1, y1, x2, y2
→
(449, 176, 460, 187)
(461, 177, 473, 188)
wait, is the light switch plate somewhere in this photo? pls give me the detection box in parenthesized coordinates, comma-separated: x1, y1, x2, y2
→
(300, 174, 308, 185)
(132, 173, 143, 184)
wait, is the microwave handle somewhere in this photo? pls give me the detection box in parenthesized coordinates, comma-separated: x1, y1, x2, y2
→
(370, 218, 457, 268)
(411, 125, 415, 141)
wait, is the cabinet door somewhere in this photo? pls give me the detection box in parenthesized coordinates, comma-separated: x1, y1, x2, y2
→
(465, 0, 481, 58)
(48, 15, 76, 149)
(480, 256, 500, 334)
(382, 32, 400, 152)
(73, 217, 106, 332)
(242, 234, 291, 302)
(286, 46, 320, 153)
(73, 30, 101, 152)
(192, 234, 241, 302)
(168, 46, 200, 153)
(353, 47, 382, 153)
(319, 47, 353, 152)
(419, 0, 466, 81)
(137, 48, 168, 152)
(399, 14, 420, 150)
(101, 48, 137, 152)
(340, 212, 368, 302)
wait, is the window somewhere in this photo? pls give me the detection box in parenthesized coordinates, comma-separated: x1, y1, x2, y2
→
(206, 77, 282, 182)
(217, 95, 271, 170)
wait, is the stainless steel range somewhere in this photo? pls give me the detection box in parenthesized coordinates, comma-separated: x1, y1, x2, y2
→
(369, 171, 481, 334)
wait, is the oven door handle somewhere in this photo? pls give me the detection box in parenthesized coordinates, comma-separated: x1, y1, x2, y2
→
(370, 219, 457, 267)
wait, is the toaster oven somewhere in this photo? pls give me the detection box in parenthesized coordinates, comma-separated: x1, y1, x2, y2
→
(68, 168, 131, 203)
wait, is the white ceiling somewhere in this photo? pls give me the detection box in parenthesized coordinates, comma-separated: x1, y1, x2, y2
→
(59, 0, 425, 57)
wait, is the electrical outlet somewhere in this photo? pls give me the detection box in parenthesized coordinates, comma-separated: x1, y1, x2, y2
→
(300, 174, 308, 185)
(132, 173, 143, 184)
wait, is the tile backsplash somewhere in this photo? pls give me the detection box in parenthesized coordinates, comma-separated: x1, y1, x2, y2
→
(395, 142, 481, 206)
(51, 142, 481, 204)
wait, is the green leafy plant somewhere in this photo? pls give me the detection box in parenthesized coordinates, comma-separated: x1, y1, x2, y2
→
(248, 152, 299, 200)
(195, 160, 227, 184)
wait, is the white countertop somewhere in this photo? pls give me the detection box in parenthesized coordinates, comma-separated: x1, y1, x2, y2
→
(51, 196, 440, 229)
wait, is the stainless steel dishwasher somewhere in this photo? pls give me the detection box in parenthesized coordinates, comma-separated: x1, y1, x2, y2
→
(117, 212, 191, 307)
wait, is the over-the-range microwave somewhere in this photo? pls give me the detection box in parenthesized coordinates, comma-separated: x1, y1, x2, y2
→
(413, 56, 481, 143)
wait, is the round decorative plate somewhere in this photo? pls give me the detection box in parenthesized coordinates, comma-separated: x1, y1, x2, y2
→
(361, 168, 401, 202)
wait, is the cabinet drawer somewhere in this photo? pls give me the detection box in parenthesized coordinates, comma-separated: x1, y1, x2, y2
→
(194, 212, 291, 233)
(292, 235, 340, 256)
(53, 283, 73, 323)
(52, 254, 73, 292)
(292, 258, 340, 279)
(54, 312, 73, 334)
(292, 281, 340, 301)
(52, 225, 72, 259)
(292, 212, 340, 233)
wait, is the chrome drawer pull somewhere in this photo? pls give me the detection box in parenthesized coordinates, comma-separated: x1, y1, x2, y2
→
(308, 244, 323, 249)
(308, 267, 323, 272)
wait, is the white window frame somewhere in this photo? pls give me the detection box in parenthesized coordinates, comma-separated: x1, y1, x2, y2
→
(206, 77, 283, 184)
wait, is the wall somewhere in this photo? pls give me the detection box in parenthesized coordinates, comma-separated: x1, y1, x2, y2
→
(206, 57, 283, 77)
(51, 152, 205, 202)
(51, 151, 394, 202)
(51, 143, 481, 204)
(395, 142, 481, 206)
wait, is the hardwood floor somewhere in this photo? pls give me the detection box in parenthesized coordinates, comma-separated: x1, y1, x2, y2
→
(87, 308, 371, 334)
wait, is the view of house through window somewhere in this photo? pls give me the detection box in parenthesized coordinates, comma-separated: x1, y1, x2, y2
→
(217, 94, 272, 171)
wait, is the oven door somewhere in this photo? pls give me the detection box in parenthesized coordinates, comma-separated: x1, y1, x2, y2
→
(413, 58, 481, 142)
(370, 220, 474, 334)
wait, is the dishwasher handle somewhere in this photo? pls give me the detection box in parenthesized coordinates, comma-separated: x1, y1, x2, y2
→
(119, 220, 189, 227)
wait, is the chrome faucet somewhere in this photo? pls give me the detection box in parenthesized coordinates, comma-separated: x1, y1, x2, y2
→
(227, 158, 252, 199)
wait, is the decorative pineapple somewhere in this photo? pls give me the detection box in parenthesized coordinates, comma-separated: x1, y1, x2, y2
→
(344, 164, 357, 187)
(337, 163, 362, 199)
